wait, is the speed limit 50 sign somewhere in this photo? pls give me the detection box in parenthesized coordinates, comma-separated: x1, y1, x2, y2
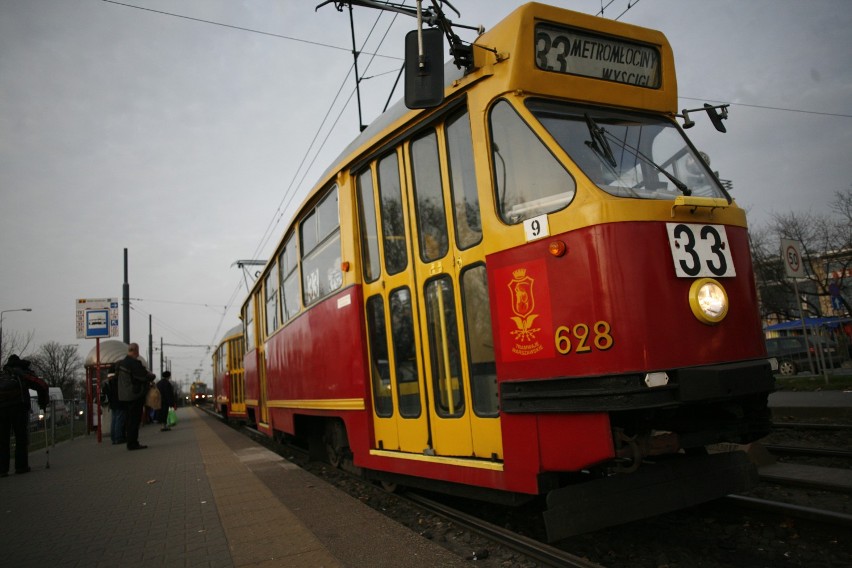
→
(781, 239, 805, 279)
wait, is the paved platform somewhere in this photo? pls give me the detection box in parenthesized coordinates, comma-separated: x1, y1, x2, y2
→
(768, 389, 852, 420)
(0, 407, 468, 567)
(759, 462, 852, 493)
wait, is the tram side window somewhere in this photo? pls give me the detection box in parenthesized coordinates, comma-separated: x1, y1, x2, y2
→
(489, 100, 576, 224)
(356, 169, 381, 283)
(378, 152, 408, 275)
(278, 233, 300, 322)
(461, 265, 498, 417)
(230, 336, 244, 372)
(446, 110, 482, 250)
(365, 295, 392, 417)
(390, 287, 421, 418)
(243, 298, 255, 351)
(301, 186, 342, 306)
(411, 130, 449, 262)
(264, 264, 279, 335)
(424, 277, 464, 418)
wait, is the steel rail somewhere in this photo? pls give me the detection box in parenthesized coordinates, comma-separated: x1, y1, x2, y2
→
(771, 422, 852, 431)
(404, 493, 603, 568)
(763, 444, 852, 459)
(725, 494, 852, 528)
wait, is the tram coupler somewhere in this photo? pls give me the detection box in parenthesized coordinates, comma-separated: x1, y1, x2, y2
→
(543, 451, 757, 542)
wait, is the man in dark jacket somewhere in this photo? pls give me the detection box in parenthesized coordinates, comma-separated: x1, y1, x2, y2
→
(156, 371, 175, 431)
(117, 343, 154, 451)
(0, 354, 49, 476)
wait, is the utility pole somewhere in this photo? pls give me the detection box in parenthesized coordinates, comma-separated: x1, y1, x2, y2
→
(148, 314, 153, 373)
(122, 248, 130, 344)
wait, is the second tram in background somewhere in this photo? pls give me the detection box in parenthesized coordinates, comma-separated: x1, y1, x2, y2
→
(218, 2, 775, 540)
(189, 381, 210, 405)
(212, 325, 246, 421)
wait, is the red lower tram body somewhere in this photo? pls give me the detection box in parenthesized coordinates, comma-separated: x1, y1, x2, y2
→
(241, 219, 773, 538)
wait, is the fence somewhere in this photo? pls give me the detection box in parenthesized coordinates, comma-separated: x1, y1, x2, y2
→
(22, 398, 90, 451)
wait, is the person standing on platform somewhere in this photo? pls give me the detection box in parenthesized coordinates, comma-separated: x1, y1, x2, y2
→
(117, 343, 154, 451)
(0, 355, 49, 476)
(103, 372, 126, 445)
(157, 371, 175, 431)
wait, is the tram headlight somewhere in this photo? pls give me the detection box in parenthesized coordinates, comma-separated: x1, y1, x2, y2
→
(689, 278, 728, 325)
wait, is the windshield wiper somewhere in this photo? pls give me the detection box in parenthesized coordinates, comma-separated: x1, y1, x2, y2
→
(599, 129, 692, 196)
(584, 113, 617, 168)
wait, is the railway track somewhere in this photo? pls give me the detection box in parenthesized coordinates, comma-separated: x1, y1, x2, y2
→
(724, 494, 852, 528)
(771, 421, 852, 431)
(403, 493, 601, 568)
(210, 409, 852, 566)
(763, 444, 852, 460)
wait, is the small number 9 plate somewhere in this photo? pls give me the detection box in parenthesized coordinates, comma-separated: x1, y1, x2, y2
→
(523, 214, 550, 242)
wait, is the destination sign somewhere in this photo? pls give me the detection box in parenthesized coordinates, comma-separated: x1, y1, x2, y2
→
(534, 24, 660, 88)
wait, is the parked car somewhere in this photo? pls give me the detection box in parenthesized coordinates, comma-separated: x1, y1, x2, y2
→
(44, 387, 70, 424)
(28, 389, 44, 429)
(765, 336, 844, 376)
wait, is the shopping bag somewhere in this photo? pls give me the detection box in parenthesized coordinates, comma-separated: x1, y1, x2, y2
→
(167, 407, 178, 427)
(145, 386, 161, 409)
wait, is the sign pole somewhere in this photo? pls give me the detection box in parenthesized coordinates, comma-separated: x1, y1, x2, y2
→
(781, 239, 815, 375)
(792, 278, 815, 375)
(95, 338, 102, 443)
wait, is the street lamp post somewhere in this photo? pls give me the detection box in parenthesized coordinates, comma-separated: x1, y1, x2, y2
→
(0, 308, 33, 364)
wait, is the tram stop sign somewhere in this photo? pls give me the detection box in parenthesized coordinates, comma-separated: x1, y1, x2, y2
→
(76, 298, 119, 339)
(781, 239, 805, 279)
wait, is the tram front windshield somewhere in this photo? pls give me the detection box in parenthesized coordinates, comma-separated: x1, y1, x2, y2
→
(526, 99, 726, 201)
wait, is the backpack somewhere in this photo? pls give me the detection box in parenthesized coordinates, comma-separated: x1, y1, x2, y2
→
(0, 369, 24, 407)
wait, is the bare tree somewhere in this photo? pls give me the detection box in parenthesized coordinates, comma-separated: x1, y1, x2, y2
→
(30, 342, 84, 398)
(0, 329, 36, 366)
(751, 188, 852, 319)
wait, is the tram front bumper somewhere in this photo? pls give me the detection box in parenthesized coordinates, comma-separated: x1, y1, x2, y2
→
(500, 358, 775, 414)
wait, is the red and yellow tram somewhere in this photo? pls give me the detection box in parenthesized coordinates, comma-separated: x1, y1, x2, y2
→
(212, 324, 246, 421)
(189, 381, 210, 405)
(237, 3, 774, 539)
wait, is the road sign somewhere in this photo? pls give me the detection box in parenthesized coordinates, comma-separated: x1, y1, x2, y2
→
(76, 298, 119, 339)
(780, 239, 805, 279)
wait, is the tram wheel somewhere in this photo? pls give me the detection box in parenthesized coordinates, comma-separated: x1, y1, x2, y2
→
(323, 421, 347, 469)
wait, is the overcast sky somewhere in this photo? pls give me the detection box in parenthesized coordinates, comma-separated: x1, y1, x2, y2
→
(1, 0, 850, 388)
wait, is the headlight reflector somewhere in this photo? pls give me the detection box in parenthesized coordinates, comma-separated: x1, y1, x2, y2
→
(689, 278, 728, 324)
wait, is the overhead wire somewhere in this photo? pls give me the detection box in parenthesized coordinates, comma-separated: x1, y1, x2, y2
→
(199, 4, 406, 370)
(100, 0, 401, 61)
(128, 304, 209, 349)
(680, 96, 852, 119)
(244, 5, 400, 274)
(614, 0, 642, 21)
(100, 0, 406, 367)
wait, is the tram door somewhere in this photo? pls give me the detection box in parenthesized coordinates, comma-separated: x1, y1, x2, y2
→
(253, 288, 270, 425)
(359, 149, 429, 453)
(359, 109, 502, 460)
(228, 336, 246, 415)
